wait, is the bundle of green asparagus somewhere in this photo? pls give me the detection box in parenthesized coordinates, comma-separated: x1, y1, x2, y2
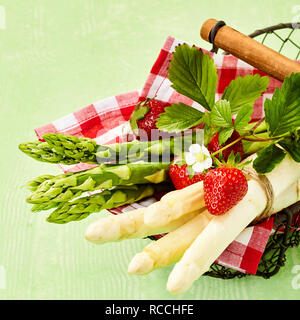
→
(24, 161, 171, 223)
(27, 161, 170, 203)
(46, 184, 170, 224)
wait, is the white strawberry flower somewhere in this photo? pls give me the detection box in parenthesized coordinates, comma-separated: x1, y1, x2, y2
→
(184, 144, 212, 173)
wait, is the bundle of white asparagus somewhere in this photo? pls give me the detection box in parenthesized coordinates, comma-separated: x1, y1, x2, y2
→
(85, 154, 300, 294)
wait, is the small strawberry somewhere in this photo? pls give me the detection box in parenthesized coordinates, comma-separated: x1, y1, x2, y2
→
(129, 98, 171, 141)
(207, 130, 244, 161)
(203, 167, 248, 215)
(169, 163, 206, 190)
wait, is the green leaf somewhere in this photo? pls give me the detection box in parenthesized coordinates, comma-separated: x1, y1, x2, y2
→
(234, 152, 242, 164)
(227, 151, 236, 166)
(279, 137, 300, 162)
(129, 104, 149, 133)
(218, 127, 234, 145)
(253, 143, 286, 174)
(156, 102, 204, 132)
(210, 100, 233, 128)
(222, 74, 269, 114)
(264, 73, 300, 137)
(234, 104, 253, 131)
(187, 165, 195, 179)
(236, 159, 252, 170)
(168, 44, 218, 111)
(202, 112, 214, 145)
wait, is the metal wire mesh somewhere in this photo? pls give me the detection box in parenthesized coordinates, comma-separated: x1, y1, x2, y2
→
(249, 23, 300, 60)
(204, 203, 300, 279)
(212, 22, 300, 60)
(205, 22, 300, 279)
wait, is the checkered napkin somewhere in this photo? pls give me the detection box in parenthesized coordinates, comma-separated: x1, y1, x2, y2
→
(35, 36, 285, 275)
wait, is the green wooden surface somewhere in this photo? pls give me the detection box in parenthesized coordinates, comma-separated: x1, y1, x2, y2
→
(0, 0, 300, 300)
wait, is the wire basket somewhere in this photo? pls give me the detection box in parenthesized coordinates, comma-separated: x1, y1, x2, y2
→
(204, 22, 300, 279)
(147, 23, 300, 279)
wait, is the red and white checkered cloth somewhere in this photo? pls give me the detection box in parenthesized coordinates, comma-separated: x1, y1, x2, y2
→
(35, 36, 286, 275)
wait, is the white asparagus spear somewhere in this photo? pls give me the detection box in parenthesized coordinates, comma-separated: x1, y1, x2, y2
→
(128, 210, 213, 275)
(84, 208, 201, 244)
(167, 155, 300, 294)
(128, 177, 300, 275)
(143, 181, 205, 228)
(269, 179, 300, 215)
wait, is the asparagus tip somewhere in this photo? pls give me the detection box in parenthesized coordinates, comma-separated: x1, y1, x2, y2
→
(167, 263, 198, 294)
(127, 252, 154, 275)
(84, 218, 120, 244)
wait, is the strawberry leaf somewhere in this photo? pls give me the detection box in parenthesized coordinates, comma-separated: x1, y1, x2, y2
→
(278, 136, 300, 162)
(234, 104, 253, 131)
(156, 102, 204, 132)
(222, 74, 269, 114)
(210, 100, 233, 128)
(187, 165, 195, 179)
(213, 150, 243, 168)
(202, 112, 218, 145)
(253, 143, 286, 174)
(234, 152, 242, 164)
(227, 151, 236, 166)
(236, 160, 252, 170)
(167, 44, 218, 111)
(264, 73, 300, 137)
(218, 127, 234, 145)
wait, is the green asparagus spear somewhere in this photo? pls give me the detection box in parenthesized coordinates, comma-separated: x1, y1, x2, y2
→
(18, 141, 81, 165)
(26, 175, 62, 211)
(25, 174, 56, 192)
(31, 202, 60, 212)
(46, 184, 171, 224)
(19, 131, 203, 164)
(43, 133, 98, 163)
(26, 161, 170, 205)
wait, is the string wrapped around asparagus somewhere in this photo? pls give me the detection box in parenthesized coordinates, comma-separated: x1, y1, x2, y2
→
(19, 131, 204, 165)
(26, 161, 170, 207)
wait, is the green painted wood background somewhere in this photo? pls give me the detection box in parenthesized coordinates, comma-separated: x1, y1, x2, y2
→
(0, 0, 300, 300)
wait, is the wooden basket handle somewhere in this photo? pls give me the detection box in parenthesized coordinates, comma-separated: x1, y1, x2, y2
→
(200, 19, 300, 82)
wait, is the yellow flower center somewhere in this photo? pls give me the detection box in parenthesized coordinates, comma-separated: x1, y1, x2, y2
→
(196, 152, 207, 162)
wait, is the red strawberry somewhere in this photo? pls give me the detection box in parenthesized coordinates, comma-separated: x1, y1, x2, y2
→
(129, 98, 171, 141)
(169, 163, 206, 190)
(207, 130, 244, 161)
(203, 167, 248, 215)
